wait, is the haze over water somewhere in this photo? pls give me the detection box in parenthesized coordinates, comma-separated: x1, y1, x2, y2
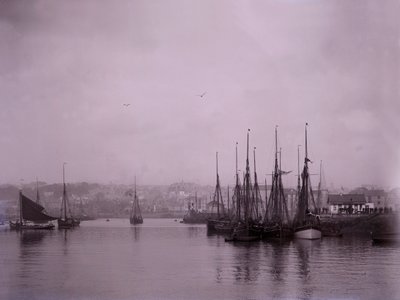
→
(1, 0, 399, 188)
(1, 219, 399, 300)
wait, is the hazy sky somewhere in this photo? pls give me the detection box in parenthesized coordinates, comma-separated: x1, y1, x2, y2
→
(0, 0, 399, 188)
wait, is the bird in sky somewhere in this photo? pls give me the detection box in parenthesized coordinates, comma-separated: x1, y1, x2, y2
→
(196, 92, 206, 98)
(123, 103, 131, 107)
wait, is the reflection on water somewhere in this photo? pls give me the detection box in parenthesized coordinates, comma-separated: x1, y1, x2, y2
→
(20, 230, 48, 246)
(131, 225, 141, 241)
(295, 240, 321, 299)
(268, 240, 289, 283)
(231, 242, 262, 283)
(0, 219, 399, 300)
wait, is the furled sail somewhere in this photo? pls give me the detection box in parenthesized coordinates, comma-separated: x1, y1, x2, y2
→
(21, 193, 57, 222)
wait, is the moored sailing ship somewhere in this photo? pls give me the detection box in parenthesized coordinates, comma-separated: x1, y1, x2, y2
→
(58, 163, 80, 229)
(10, 190, 56, 230)
(207, 152, 232, 233)
(130, 178, 143, 225)
(293, 123, 321, 240)
(263, 126, 292, 240)
(227, 129, 261, 242)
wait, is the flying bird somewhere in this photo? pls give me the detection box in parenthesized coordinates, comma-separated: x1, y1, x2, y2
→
(123, 103, 131, 107)
(196, 92, 206, 98)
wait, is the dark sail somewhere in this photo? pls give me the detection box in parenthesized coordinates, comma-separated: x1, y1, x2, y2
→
(21, 193, 57, 222)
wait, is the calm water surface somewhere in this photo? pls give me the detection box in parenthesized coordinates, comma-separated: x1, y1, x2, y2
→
(1, 218, 399, 300)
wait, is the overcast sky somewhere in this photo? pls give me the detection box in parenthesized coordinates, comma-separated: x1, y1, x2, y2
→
(0, 0, 399, 189)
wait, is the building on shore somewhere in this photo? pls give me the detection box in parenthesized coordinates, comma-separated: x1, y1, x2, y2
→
(328, 194, 374, 214)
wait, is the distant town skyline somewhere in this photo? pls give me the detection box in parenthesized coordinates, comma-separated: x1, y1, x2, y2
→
(0, 1, 399, 188)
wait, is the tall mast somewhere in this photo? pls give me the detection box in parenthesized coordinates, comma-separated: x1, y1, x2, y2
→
(235, 142, 238, 183)
(63, 162, 67, 220)
(227, 186, 230, 214)
(213, 151, 224, 218)
(272, 126, 279, 222)
(216, 152, 220, 217)
(253, 146, 257, 218)
(244, 129, 251, 222)
(36, 177, 40, 205)
(19, 190, 23, 224)
(253, 146, 262, 220)
(19, 179, 23, 224)
(235, 142, 240, 219)
(304, 123, 309, 210)
(134, 176, 137, 216)
(317, 160, 322, 212)
(297, 145, 301, 198)
(264, 177, 268, 218)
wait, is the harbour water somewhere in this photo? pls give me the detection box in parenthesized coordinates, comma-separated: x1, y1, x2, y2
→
(1, 219, 399, 300)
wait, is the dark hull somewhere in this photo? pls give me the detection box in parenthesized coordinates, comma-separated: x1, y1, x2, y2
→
(182, 212, 208, 224)
(10, 221, 55, 230)
(372, 232, 400, 244)
(130, 216, 143, 225)
(262, 225, 293, 240)
(207, 219, 233, 234)
(58, 218, 80, 229)
(226, 223, 261, 242)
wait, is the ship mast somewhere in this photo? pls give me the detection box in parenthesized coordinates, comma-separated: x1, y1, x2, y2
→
(253, 146, 262, 221)
(213, 152, 223, 218)
(297, 145, 301, 206)
(62, 163, 67, 220)
(36, 177, 40, 205)
(244, 129, 251, 223)
(235, 142, 241, 220)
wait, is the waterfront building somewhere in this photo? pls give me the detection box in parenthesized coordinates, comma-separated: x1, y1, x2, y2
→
(328, 194, 373, 214)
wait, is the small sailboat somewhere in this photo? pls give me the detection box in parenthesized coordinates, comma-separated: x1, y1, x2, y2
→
(58, 163, 80, 229)
(10, 190, 56, 230)
(130, 177, 143, 225)
(293, 123, 321, 240)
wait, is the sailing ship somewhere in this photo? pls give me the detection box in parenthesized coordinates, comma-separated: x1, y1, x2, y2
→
(227, 130, 261, 242)
(10, 190, 56, 230)
(182, 192, 208, 224)
(293, 123, 321, 240)
(130, 178, 143, 225)
(58, 163, 80, 229)
(207, 152, 232, 234)
(263, 126, 292, 240)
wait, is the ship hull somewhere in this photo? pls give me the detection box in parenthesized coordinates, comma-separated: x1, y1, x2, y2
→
(226, 223, 261, 242)
(294, 226, 322, 240)
(262, 225, 293, 240)
(207, 219, 232, 234)
(10, 221, 55, 230)
(372, 232, 400, 244)
(130, 217, 143, 225)
(58, 218, 79, 229)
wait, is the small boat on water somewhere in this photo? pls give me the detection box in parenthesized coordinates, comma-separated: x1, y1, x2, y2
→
(10, 190, 56, 230)
(372, 232, 400, 244)
(129, 177, 143, 225)
(58, 163, 80, 229)
(293, 124, 321, 240)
